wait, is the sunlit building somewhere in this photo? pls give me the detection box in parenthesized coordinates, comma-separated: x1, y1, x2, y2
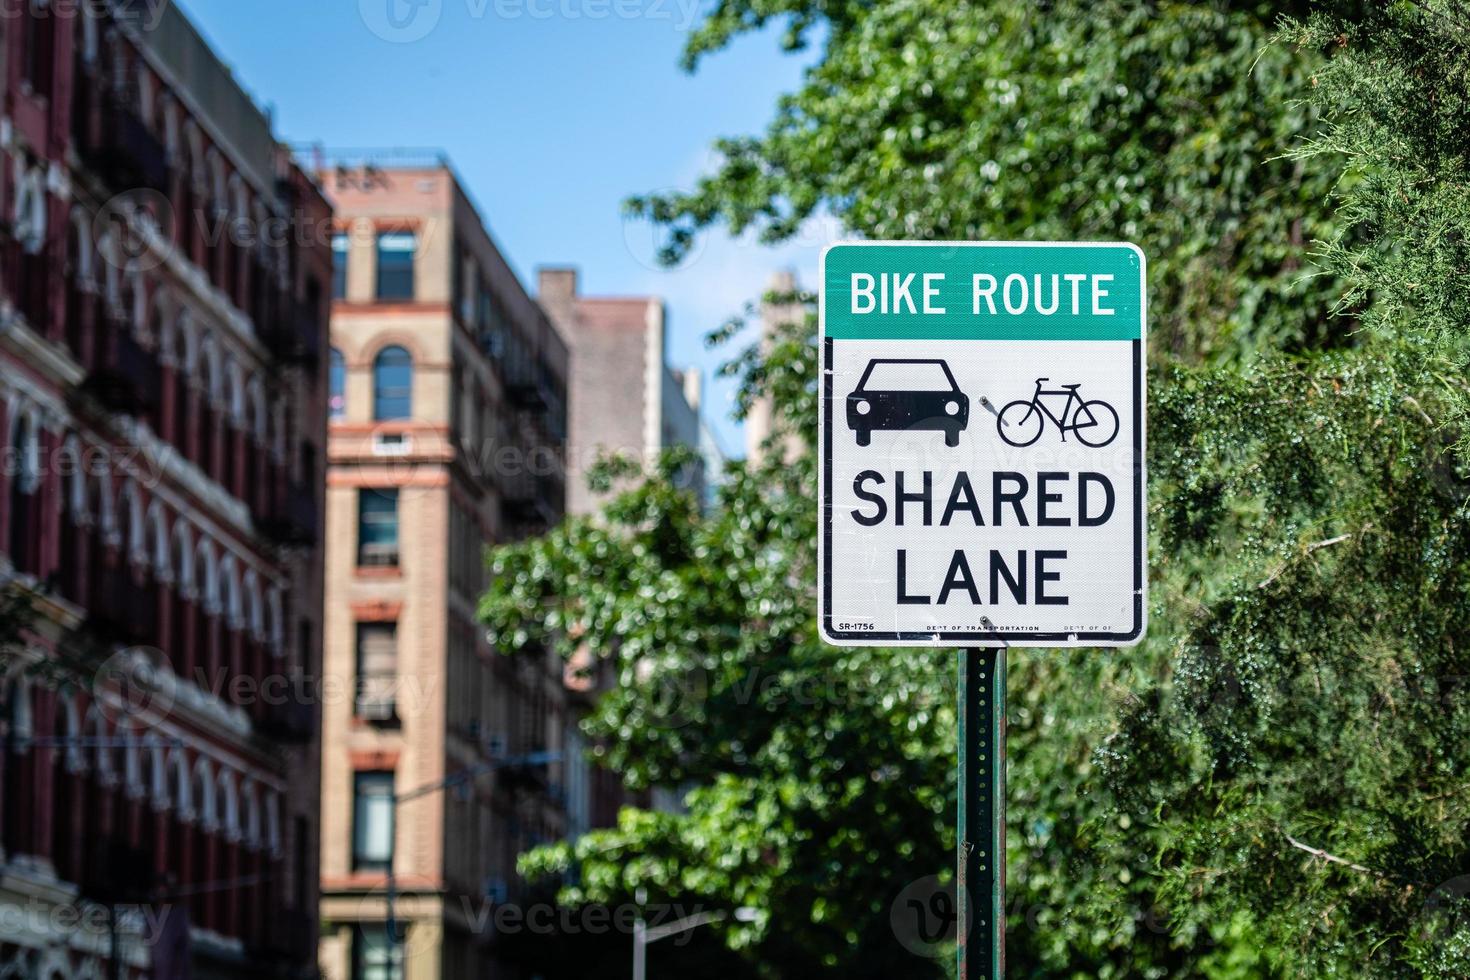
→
(536, 267, 703, 517)
(316, 157, 571, 979)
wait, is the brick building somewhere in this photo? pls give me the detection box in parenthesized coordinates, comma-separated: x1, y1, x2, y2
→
(535, 268, 709, 822)
(535, 267, 702, 518)
(315, 158, 571, 980)
(0, 1, 328, 977)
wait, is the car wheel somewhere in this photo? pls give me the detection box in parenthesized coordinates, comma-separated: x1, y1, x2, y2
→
(856, 429, 871, 447)
(944, 428, 959, 448)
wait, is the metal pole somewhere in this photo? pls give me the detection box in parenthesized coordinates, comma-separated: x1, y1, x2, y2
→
(110, 903, 121, 980)
(632, 916, 647, 980)
(380, 753, 559, 976)
(957, 645, 1006, 979)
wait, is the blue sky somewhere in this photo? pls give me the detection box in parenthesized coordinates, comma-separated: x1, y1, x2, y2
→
(179, 0, 837, 456)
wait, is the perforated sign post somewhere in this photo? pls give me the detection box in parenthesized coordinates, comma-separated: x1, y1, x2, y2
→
(817, 241, 1148, 978)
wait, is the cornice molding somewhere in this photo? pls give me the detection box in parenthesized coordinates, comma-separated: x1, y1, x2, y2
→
(0, 314, 87, 388)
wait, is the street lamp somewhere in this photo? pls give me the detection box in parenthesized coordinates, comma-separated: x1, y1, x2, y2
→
(383, 750, 561, 973)
(631, 888, 758, 980)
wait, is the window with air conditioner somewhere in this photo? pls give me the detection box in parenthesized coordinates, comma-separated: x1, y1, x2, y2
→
(355, 622, 398, 722)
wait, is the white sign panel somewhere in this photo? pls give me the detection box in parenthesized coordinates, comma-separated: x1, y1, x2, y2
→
(818, 241, 1147, 647)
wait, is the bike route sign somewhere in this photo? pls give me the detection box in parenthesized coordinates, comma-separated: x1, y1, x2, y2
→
(818, 241, 1147, 647)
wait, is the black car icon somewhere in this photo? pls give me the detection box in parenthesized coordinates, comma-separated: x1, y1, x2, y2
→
(847, 358, 969, 447)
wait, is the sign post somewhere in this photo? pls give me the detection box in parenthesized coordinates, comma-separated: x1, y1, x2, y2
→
(817, 242, 1147, 975)
(957, 642, 1005, 978)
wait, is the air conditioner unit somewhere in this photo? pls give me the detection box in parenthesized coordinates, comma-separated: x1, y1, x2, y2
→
(372, 433, 412, 457)
(356, 697, 396, 722)
(358, 544, 400, 567)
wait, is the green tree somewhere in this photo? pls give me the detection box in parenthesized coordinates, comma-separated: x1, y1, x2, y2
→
(483, 0, 1470, 976)
(1098, 4, 1470, 976)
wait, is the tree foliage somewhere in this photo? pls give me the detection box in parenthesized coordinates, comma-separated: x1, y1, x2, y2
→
(483, 1, 1470, 976)
(631, 0, 1345, 363)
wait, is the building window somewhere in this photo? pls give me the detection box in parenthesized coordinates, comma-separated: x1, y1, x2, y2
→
(352, 923, 401, 980)
(332, 232, 349, 300)
(329, 348, 346, 419)
(351, 773, 395, 872)
(7, 414, 40, 575)
(372, 346, 412, 420)
(375, 232, 415, 301)
(355, 623, 398, 721)
(357, 489, 399, 567)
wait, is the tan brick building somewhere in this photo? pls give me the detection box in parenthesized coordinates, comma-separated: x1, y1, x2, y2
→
(536, 267, 702, 517)
(316, 159, 570, 980)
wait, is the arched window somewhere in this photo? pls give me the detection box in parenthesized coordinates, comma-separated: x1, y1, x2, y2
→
(91, 458, 117, 548)
(248, 378, 267, 443)
(56, 435, 84, 524)
(121, 720, 144, 800)
(372, 346, 412, 420)
(147, 736, 169, 810)
(220, 555, 242, 630)
(171, 520, 194, 599)
(192, 757, 216, 831)
(194, 538, 218, 615)
(216, 769, 239, 842)
(244, 571, 263, 640)
(242, 780, 262, 849)
(226, 359, 245, 428)
(170, 749, 192, 821)
(329, 348, 346, 419)
(207, 149, 226, 214)
(68, 208, 94, 286)
(160, 95, 180, 165)
(15, 166, 46, 255)
(118, 479, 145, 568)
(186, 122, 206, 195)
(146, 501, 170, 583)
(8, 409, 40, 575)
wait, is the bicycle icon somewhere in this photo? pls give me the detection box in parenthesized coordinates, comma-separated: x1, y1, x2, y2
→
(996, 378, 1119, 448)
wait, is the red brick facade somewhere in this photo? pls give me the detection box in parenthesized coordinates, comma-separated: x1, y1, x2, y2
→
(0, 2, 328, 976)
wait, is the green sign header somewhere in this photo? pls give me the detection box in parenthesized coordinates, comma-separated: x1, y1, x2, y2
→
(822, 242, 1145, 341)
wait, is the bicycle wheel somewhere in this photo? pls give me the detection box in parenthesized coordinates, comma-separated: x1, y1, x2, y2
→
(997, 401, 1043, 447)
(1074, 399, 1119, 448)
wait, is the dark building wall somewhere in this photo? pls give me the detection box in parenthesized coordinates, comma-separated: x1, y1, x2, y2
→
(0, 2, 329, 976)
